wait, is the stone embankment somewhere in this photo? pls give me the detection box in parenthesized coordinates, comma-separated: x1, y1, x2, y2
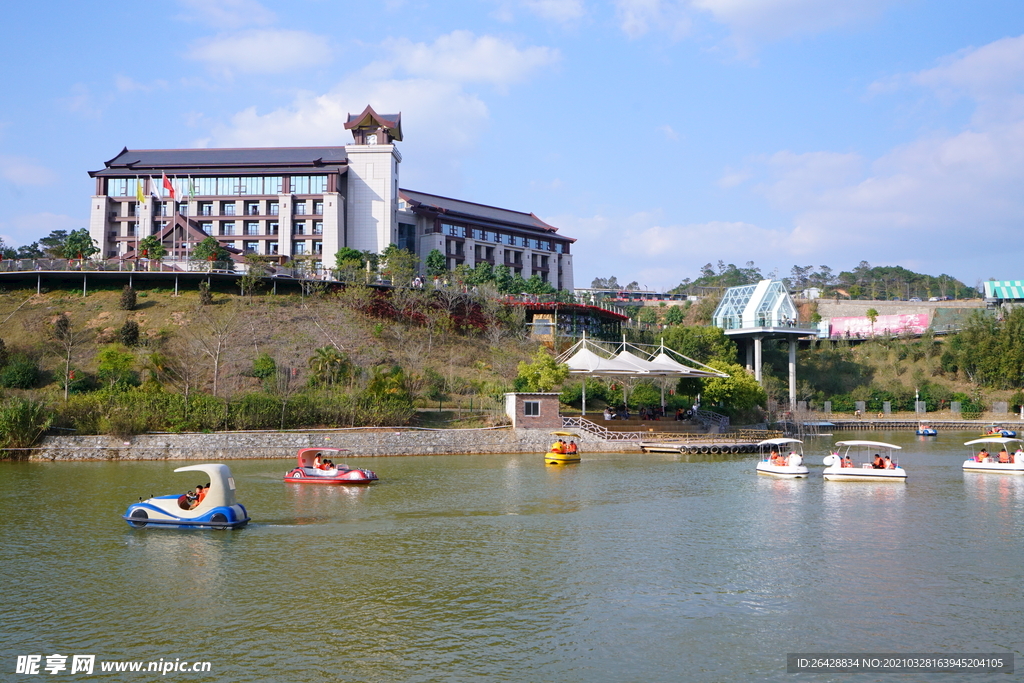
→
(28, 427, 630, 461)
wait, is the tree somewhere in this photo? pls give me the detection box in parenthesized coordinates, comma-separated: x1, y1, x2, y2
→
(380, 243, 418, 286)
(591, 276, 620, 289)
(307, 346, 351, 387)
(62, 228, 99, 261)
(191, 237, 233, 269)
(137, 235, 167, 267)
(95, 345, 138, 389)
(185, 305, 239, 397)
(700, 361, 766, 413)
(664, 306, 686, 325)
(425, 249, 447, 278)
(515, 347, 569, 392)
(662, 325, 736, 365)
(118, 320, 140, 347)
(239, 254, 268, 301)
(38, 230, 69, 258)
(865, 308, 879, 336)
(51, 313, 91, 401)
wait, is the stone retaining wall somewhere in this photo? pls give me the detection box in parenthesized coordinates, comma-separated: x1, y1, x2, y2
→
(28, 428, 632, 461)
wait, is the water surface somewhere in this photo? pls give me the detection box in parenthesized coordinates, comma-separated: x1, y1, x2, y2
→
(2, 431, 1021, 681)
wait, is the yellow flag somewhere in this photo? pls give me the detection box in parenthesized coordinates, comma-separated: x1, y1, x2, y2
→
(136, 177, 144, 203)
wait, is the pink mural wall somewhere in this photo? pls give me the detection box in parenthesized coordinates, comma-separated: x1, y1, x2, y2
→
(830, 313, 930, 338)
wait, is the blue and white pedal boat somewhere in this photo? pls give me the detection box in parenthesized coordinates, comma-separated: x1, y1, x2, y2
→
(123, 463, 250, 529)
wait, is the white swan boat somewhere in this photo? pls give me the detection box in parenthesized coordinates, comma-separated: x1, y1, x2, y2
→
(755, 438, 808, 478)
(962, 437, 1024, 474)
(822, 440, 906, 482)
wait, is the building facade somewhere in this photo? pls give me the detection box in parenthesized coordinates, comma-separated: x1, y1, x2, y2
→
(88, 105, 574, 289)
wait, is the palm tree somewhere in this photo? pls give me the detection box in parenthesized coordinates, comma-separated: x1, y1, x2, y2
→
(308, 346, 349, 387)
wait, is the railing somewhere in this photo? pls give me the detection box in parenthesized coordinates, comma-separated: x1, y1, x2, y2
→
(561, 416, 650, 441)
(694, 409, 730, 431)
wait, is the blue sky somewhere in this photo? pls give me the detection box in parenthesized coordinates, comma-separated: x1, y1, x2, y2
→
(2, 0, 1023, 290)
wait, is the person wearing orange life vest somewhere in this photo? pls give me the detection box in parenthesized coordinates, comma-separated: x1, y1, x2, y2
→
(549, 440, 564, 454)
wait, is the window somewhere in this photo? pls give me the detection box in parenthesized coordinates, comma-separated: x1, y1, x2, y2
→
(444, 223, 465, 238)
(130, 223, 139, 237)
(555, 243, 564, 254)
(222, 222, 236, 236)
(244, 241, 259, 254)
(246, 202, 260, 215)
(294, 201, 307, 215)
(200, 222, 213, 234)
(265, 177, 282, 194)
(218, 177, 240, 195)
(268, 221, 279, 235)
(199, 202, 213, 216)
(313, 241, 323, 255)
(293, 242, 306, 255)
(245, 222, 260, 236)
(269, 202, 279, 216)
(178, 203, 188, 216)
(128, 202, 139, 217)
(524, 401, 540, 416)
(268, 242, 279, 255)
(313, 201, 323, 214)
(294, 221, 306, 235)
(240, 177, 262, 195)
(471, 228, 483, 240)
(313, 221, 323, 235)
(222, 202, 236, 216)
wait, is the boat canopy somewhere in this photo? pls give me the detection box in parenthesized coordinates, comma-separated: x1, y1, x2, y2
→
(834, 440, 902, 450)
(757, 438, 804, 447)
(964, 437, 1023, 446)
(296, 447, 347, 467)
(173, 463, 237, 507)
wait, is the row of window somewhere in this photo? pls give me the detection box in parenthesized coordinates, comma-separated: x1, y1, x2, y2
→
(115, 200, 325, 217)
(242, 241, 323, 256)
(115, 221, 323, 237)
(107, 175, 330, 198)
(439, 222, 565, 253)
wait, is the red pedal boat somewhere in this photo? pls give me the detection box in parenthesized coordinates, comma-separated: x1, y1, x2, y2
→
(284, 448, 378, 485)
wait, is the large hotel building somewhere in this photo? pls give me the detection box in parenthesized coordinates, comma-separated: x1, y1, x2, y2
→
(88, 106, 575, 290)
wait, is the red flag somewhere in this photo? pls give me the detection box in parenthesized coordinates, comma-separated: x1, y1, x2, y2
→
(163, 173, 176, 200)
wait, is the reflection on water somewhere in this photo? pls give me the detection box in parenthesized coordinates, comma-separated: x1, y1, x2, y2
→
(2, 437, 1023, 682)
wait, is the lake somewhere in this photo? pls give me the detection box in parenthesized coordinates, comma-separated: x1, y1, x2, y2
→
(1, 431, 1021, 681)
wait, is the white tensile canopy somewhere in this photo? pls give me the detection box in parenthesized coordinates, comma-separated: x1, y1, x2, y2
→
(557, 334, 727, 416)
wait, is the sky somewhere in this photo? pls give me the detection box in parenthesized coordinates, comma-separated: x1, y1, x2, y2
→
(1, 0, 1023, 291)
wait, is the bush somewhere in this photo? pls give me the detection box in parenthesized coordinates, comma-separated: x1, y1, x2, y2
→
(198, 281, 213, 306)
(0, 398, 53, 459)
(0, 338, 8, 369)
(119, 285, 137, 311)
(119, 320, 140, 347)
(0, 355, 39, 389)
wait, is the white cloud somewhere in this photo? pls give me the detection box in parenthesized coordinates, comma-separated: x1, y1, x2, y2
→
(176, 0, 275, 28)
(373, 31, 560, 88)
(614, 0, 691, 39)
(64, 84, 104, 119)
(0, 156, 58, 186)
(659, 124, 679, 141)
(188, 29, 333, 77)
(115, 76, 168, 92)
(523, 0, 586, 22)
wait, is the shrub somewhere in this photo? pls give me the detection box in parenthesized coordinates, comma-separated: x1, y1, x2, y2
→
(198, 281, 213, 306)
(0, 338, 8, 369)
(0, 355, 39, 389)
(119, 320, 140, 347)
(119, 285, 137, 311)
(0, 398, 53, 459)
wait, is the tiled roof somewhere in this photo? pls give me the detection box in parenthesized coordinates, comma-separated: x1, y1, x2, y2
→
(91, 147, 348, 176)
(400, 189, 571, 239)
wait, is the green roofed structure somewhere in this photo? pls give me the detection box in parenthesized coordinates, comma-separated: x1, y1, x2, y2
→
(983, 280, 1024, 303)
(712, 279, 816, 411)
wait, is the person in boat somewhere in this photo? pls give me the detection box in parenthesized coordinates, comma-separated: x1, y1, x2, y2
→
(872, 454, 885, 469)
(549, 440, 564, 454)
(884, 455, 895, 469)
(313, 453, 323, 469)
(769, 449, 780, 465)
(182, 488, 198, 510)
(842, 455, 853, 468)
(998, 447, 1010, 463)
(977, 448, 989, 462)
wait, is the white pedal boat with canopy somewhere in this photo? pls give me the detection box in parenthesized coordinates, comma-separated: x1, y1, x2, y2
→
(962, 437, 1024, 474)
(822, 440, 906, 482)
(755, 438, 808, 478)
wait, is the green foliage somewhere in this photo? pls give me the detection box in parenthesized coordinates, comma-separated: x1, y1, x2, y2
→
(0, 398, 53, 459)
(252, 353, 277, 380)
(363, 365, 412, 405)
(664, 306, 686, 325)
(661, 325, 736, 365)
(942, 309, 1024, 388)
(0, 355, 39, 389)
(191, 237, 233, 267)
(422, 367, 448, 401)
(515, 347, 569, 392)
(0, 338, 8, 369)
(637, 307, 659, 324)
(61, 228, 99, 261)
(95, 345, 138, 389)
(380, 243, 418, 285)
(118, 320, 140, 347)
(559, 377, 612, 407)
(38, 230, 70, 258)
(137, 235, 167, 261)
(425, 249, 447, 277)
(306, 347, 350, 387)
(700, 361, 767, 415)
